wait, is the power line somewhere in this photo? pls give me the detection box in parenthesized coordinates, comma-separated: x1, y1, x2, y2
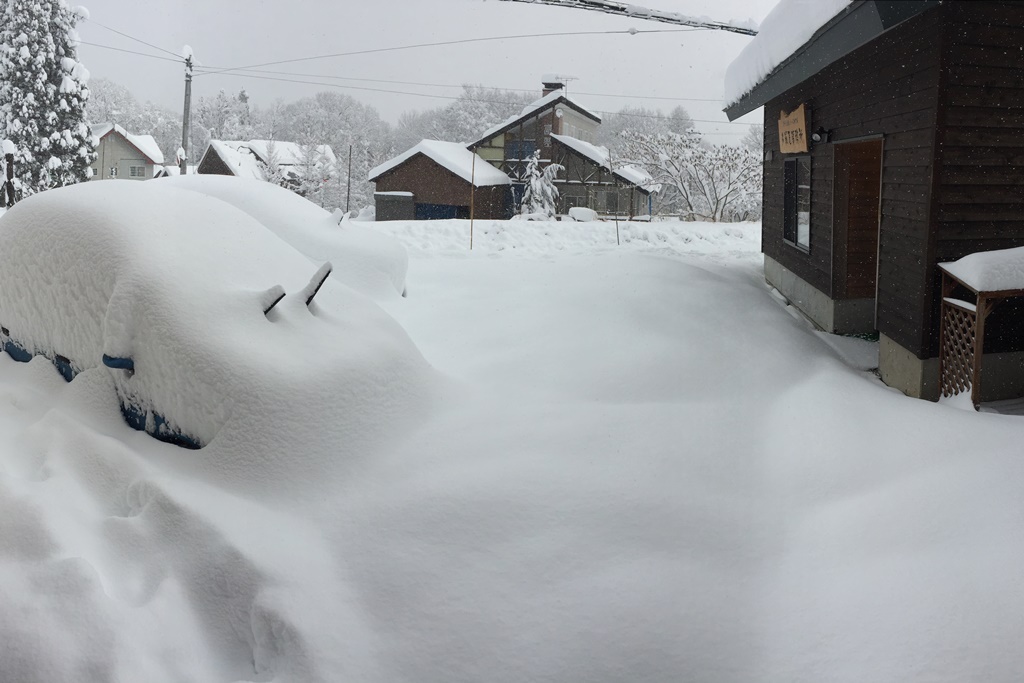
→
(78, 40, 183, 64)
(190, 68, 751, 132)
(81, 17, 184, 60)
(192, 66, 723, 103)
(194, 27, 708, 78)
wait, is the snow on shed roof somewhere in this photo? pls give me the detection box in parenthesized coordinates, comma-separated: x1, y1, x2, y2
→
(90, 122, 165, 165)
(205, 139, 264, 180)
(225, 140, 337, 168)
(368, 140, 511, 187)
(471, 89, 601, 147)
(551, 134, 654, 191)
(940, 247, 1024, 293)
(723, 0, 852, 109)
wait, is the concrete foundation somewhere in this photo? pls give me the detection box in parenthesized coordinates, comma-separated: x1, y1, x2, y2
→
(878, 333, 940, 400)
(763, 255, 875, 334)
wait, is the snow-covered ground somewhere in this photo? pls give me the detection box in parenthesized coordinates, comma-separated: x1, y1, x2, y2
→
(2, 215, 1023, 682)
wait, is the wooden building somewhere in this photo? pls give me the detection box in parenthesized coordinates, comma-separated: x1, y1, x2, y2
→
(725, 0, 1024, 401)
(368, 140, 511, 220)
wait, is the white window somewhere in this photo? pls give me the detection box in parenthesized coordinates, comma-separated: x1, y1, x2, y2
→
(129, 166, 146, 178)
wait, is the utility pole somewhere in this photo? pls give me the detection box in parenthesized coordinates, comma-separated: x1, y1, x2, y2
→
(345, 144, 352, 213)
(179, 50, 194, 176)
(2, 150, 15, 208)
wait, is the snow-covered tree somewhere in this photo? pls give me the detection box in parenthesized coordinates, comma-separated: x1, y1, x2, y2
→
(0, 0, 95, 194)
(520, 151, 563, 218)
(617, 128, 761, 222)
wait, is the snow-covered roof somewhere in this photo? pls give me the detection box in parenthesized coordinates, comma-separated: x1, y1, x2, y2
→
(368, 140, 511, 187)
(203, 139, 264, 180)
(551, 134, 654, 191)
(940, 247, 1024, 293)
(724, 0, 851, 108)
(90, 122, 165, 165)
(224, 140, 337, 168)
(724, 0, 939, 118)
(471, 90, 601, 147)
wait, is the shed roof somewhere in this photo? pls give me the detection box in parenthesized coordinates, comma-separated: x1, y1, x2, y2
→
(90, 122, 165, 165)
(224, 140, 337, 168)
(202, 140, 264, 180)
(551, 134, 654, 192)
(723, 0, 940, 120)
(469, 90, 601, 148)
(368, 140, 511, 187)
(940, 248, 1024, 295)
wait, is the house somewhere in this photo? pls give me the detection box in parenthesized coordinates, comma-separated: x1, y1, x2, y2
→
(469, 78, 653, 217)
(370, 79, 654, 220)
(90, 123, 165, 180)
(724, 0, 1024, 402)
(368, 140, 512, 220)
(197, 140, 337, 187)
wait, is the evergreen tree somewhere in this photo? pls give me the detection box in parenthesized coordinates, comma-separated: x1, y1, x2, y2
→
(0, 0, 95, 194)
(519, 151, 563, 218)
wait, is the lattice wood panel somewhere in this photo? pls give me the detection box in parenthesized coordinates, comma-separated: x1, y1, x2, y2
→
(940, 302, 977, 398)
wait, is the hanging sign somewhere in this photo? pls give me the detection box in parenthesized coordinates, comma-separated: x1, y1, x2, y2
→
(779, 104, 809, 153)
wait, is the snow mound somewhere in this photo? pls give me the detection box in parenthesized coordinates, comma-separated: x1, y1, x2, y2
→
(0, 180, 429, 452)
(163, 174, 408, 299)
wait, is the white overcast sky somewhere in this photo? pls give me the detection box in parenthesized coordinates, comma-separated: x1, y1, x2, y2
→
(75, 0, 779, 142)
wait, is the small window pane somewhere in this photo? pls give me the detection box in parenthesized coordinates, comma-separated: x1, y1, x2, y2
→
(784, 157, 811, 250)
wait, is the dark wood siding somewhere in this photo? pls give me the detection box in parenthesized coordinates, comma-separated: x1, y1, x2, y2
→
(931, 1, 1024, 355)
(762, 6, 944, 353)
(373, 153, 508, 220)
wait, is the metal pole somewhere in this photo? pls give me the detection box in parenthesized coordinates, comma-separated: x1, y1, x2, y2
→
(609, 149, 620, 245)
(345, 144, 353, 213)
(179, 54, 193, 176)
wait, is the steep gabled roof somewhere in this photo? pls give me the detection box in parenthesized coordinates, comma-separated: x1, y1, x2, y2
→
(200, 140, 264, 179)
(724, 0, 939, 120)
(469, 90, 601, 148)
(368, 140, 511, 187)
(90, 122, 165, 165)
(551, 134, 654, 193)
(224, 140, 337, 168)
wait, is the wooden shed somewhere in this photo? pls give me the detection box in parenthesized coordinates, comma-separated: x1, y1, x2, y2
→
(369, 140, 511, 221)
(725, 0, 1024, 402)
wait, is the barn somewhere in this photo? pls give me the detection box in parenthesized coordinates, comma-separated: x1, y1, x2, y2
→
(368, 140, 512, 221)
(725, 0, 1024, 403)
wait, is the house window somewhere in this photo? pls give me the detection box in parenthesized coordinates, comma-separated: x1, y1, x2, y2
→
(129, 165, 146, 178)
(109, 166, 118, 178)
(783, 156, 811, 251)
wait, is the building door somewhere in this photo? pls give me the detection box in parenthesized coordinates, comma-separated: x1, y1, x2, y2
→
(833, 138, 883, 323)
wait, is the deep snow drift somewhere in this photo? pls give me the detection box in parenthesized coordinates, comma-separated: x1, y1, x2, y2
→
(2, 212, 1023, 682)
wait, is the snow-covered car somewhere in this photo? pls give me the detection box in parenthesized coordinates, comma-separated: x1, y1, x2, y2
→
(0, 180, 427, 449)
(162, 174, 409, 300)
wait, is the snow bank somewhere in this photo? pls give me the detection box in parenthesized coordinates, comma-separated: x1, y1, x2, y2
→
(0, 180, 429, 450)
(164, 175, 408, 299)
(724, 0, 852, 107)
(371, 217, 760, 258)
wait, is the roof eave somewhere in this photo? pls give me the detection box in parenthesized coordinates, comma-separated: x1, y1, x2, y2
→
(724, 0, 940, 121)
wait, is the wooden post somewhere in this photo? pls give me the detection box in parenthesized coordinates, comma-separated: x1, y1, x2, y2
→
(2, 152, 14, 208)
(179, 54, 193, 176)
(972, 293, 989, 408)
(345, 144, 352, 213)
(938, 272, 951, 397)
(470, 153, 475, 251)
(609, 149, 620, 246)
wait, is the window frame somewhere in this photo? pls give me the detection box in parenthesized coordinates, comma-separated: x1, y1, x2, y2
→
(783, 155, 811, 253)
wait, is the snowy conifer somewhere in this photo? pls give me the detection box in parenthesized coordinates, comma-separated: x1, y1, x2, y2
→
(0, 0, 95, 195)
(519, 150, 563, 218)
